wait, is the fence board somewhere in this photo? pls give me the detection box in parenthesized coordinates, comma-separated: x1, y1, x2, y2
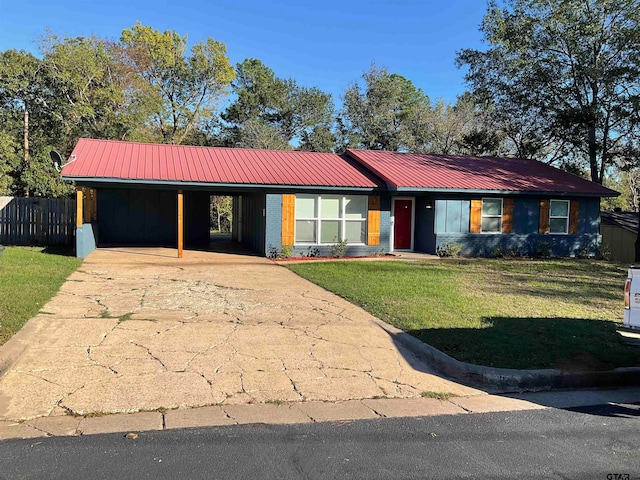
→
(0, 197, 76, 246)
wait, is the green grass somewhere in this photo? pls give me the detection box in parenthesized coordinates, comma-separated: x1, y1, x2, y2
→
(287, 259, 640, 370)
(0, 247, 81, 345)
(421, 391, 457, 401)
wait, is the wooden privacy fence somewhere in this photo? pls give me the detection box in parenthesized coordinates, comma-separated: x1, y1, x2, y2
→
(0, 196, 76, 246)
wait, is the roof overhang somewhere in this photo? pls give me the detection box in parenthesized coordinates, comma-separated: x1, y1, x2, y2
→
(63, 176, 383, 193)
(388, 186, 618, 197)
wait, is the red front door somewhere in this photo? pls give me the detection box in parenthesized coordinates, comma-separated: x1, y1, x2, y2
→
(393, 199, 413, 250)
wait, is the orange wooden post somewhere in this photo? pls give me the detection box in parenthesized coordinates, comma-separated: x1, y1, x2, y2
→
(76, 187, 83, 228)
(177, 190, 184, 258)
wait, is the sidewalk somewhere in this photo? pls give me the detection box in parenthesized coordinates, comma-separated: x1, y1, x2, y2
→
(1, 387, 638, 440)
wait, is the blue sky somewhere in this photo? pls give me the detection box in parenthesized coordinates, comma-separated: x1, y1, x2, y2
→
(0, 0, 489, 106)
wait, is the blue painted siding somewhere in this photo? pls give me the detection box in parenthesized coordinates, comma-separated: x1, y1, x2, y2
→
(185, 191, 210, 246)
(237, 193, 266, 255)
(513, 198, 539, 234)
(96, 188, 210, 248)
(76, 222, 98, 258)
(580, 198, 600, 234)
(415, 197, 436, 253)
(98, 188, 176, 246)
(435, 233, 601, 257)
(433, 197, 602, 257)
(265, 193, 282, 254)
(379, 195, 391, 253)
(267, 193, 391, 257)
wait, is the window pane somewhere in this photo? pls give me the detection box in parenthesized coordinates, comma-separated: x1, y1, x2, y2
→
(321, 196, 341, 219)
(550, 218, 568, 234)
(296, 196, 316, 218)
(320, 220, 341, 243)
(295, 220, 316, 242)
(481, 217, 501, 233)
(345, 196, 367, 219)
(550, 200, 569, 217)
(482, 199, 502, 216)
(345, 221, 365, 243)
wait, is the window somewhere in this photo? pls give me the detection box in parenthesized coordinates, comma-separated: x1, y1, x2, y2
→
(435, 200, 470, 233)
(549, 200, 569, 234)
(481, 198, 502, 233)
(295, 195, 367, 244)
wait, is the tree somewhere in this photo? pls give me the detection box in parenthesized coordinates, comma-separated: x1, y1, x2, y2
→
(457, 0, 640, 184)
(0, 131, 20, 195)
(339, 66, 495, 155)
(119, 22, 235, 144)
(602, 170, 638, 211)
(210, 195, 232, 233)
(0, 49, 51, 195)
(40, 33, 139, 153)
(339, 64, 431, 151)
(222, 58, 334, 151)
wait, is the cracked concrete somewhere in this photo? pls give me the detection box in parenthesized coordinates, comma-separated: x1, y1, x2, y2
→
(0, 247, 479, 422)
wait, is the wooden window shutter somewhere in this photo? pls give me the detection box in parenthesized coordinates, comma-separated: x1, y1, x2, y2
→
(539, 199, 550, 234)
(569, 200, 579, 234)
(470, 200, 482, 233)
(281, 194, 295, 245)
(502, 198, 514, 233)
(367, 195, 381, 245)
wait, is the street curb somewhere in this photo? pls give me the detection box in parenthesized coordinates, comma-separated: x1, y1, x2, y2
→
(0, 317, 41, 377)
(372, 318, 640, 392)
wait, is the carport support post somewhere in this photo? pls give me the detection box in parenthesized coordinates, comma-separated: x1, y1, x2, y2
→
(178, 190, 184, 258)
(76, 187, 83, 228)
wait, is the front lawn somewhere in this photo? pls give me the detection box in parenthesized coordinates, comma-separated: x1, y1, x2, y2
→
(0, 247, 81, 345)
(287, 259, 640, 370)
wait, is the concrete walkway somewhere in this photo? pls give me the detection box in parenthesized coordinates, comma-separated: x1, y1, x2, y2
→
(0, 248, 479, 425)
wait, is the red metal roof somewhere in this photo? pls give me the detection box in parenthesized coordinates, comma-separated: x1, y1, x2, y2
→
(61, 139, 380, 188)
(346, 149, 618, 196)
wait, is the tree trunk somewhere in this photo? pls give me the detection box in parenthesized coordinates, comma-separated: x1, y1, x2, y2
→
(588, 123, 600, 184)
(24, 109, 29, 197)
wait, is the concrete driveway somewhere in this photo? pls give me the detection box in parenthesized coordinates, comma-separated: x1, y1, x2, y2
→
(0, 248, 479, 422)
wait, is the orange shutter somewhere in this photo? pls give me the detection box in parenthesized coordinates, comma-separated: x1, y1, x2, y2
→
(367, 196, 381, 245)
(502, 198, 514, 233)
(281, 194, 295, 245)
(569, 200, 579, 234)
(470, 200, 482, 233)
(539, 199, 550, 234)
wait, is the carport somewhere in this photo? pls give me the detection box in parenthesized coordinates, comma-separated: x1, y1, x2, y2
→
(64, 138, 279, 258)
(63, 138, 382, 259)
(74, 184, 266, 259)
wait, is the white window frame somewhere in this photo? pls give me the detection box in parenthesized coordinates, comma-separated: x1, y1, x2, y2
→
(549, 199, 570, 235)
(481, 198, 503, 234)
(294, 194, 367, 245)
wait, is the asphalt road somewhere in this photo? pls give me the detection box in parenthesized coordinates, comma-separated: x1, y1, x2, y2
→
(1, 403, 638, 480)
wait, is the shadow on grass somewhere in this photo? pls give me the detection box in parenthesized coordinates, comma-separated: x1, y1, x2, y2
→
(403, 316, 640, 371)
(41, 246, 76, 257)
(482, 276, 623, 303)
